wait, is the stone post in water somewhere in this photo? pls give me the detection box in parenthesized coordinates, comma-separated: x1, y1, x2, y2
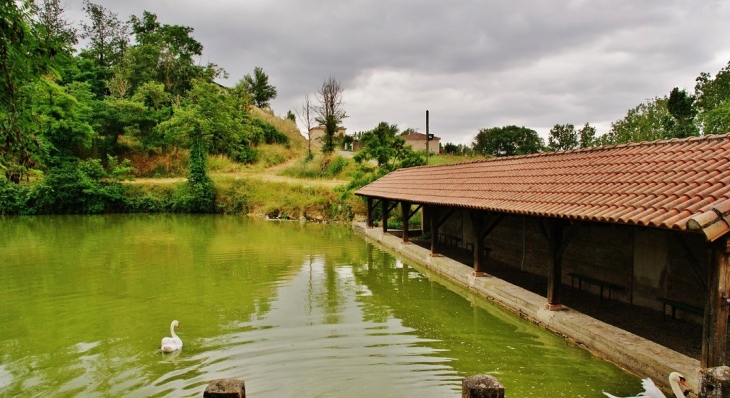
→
(462, 374, 505, 398)
(204, 379, 246, 398)
(699, 367, 730, 398)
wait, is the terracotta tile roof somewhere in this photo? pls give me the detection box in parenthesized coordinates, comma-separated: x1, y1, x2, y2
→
(356, 133, 730, 241)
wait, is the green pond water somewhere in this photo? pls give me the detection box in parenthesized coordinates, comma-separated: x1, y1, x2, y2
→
(0, 214, 645, 397)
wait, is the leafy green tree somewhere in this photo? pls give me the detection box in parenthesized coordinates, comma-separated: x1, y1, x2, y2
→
(315, 76, 347, 154)
(667, 87, 698, 138)
(36, 0, 77, 47)
(578, 123, 596, 148)
(30, 78, 95, 160)
(128, 11, 204, 96)
(243, 66, 277, 109)
(443, 142, 458, 154)
(602, 97, 673, 145)
(694, 62, 730, 135)
(0, 0, 63, 182)
(548, 123, 597, 150)
(354, 122, 425, 171)
(79, 1, 129, 68)
(548, 124, 578, 151)
(472, 125, 544, 157)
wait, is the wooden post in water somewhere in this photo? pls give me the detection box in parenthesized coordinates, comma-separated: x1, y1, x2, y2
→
(699, 366, 730, 398)
(204, 379, 245, 398)
(382, 199, 389, 233)
(462, 374, 505, 398)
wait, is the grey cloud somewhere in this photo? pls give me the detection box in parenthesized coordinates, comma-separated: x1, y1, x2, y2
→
(65, 0, 730, 144)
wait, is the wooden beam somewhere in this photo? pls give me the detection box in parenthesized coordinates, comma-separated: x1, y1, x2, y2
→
(470, 210, 486, 275)
(401, 201, 411, 243)
(408, 204, 423, 220)
(429, 206, 439, 256)
(382, 199, 389, 233)
(435, 208, 456, 230)
(546, 221, 564, 310)
(366, 197, 374, 228)
(674, 233, 708, 291)
(480, 213, 505, 241)
(702, 236, 730, 368)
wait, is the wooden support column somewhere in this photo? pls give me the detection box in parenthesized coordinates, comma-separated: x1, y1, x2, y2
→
(401, 201, 411, 243)
(470, 211, 486, 276)
(382, 199, 389, 233)
(702, 236, 730, 368)
(546, 221, 564, 311)
(429, 206, 439, 256)
(366, 197, 374, 228)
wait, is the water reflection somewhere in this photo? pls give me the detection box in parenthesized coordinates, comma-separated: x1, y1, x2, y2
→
(0, 215, 639, 397)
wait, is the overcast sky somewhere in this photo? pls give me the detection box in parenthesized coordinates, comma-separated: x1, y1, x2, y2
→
(64, 0, 730, 145)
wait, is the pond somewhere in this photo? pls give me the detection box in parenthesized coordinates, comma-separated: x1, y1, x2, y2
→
(0, 215, 642, 397)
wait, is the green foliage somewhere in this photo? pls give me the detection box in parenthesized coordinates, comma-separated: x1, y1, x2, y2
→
(602, 97, 677, 145)
(0, 0, 65, 182)
(667, 87, 698, 138)
(280, 155, 353, 179)
(0, 178, 25, 214)
(354, 122, 425, 171)
(79, 0, 129, 68)
(243, 66, 277, 109)
(695, 62, 730, 135)
(24, 159, 127, 214)
(548, 123, 596, 151)
(472, 125, 544, 157)
(31, 77, 95, 159)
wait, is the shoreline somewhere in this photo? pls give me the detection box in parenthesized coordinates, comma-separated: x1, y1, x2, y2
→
(353, 221, 700, 395)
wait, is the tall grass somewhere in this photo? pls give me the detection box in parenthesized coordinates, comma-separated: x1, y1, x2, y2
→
(215, 177, 350, 221)
(250, 107, 306, 148)
(279, 155, 355, 179)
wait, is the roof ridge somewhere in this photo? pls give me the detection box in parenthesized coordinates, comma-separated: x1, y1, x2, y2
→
(403, 132, 730, 170)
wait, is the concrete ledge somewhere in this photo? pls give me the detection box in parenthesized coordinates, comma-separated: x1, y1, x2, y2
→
(353, 222, 701, 394)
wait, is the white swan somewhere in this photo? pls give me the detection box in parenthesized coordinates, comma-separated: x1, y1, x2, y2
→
(603, 372, 689, 398)
(160, 320, 183, 353)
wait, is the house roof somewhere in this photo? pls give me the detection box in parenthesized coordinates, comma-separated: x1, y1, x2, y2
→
(356, 133, 730, 241)
(402, 132, 439, 141)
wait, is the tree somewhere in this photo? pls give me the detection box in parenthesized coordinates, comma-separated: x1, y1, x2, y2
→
(472, 125, 543, 157)
(354, 122, 425, 171)
(443, 142, 458, 154)
(243, 66, 277, 109)
(79, 1, 129, 68)
(296, 93, 314, 157)
(315, 76, 347, 154)
(578, 123, 596, 148)
(36, 0, 77, 47)
(667, 87, 698, 138)
(128, 11, 204, 96)
(548, 124, 578, 151)
(694, 63, 730, 135)
(602, 97, 673, 145)
(0, 0, 63, 182)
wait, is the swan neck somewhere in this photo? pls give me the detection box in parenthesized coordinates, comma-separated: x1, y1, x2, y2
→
(170, 323, 178, 339)
(670, 379, 684, 398)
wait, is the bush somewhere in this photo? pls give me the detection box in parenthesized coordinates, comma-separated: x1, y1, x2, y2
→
(0, 178, 27, 215)
(25, 160, 128, 214)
